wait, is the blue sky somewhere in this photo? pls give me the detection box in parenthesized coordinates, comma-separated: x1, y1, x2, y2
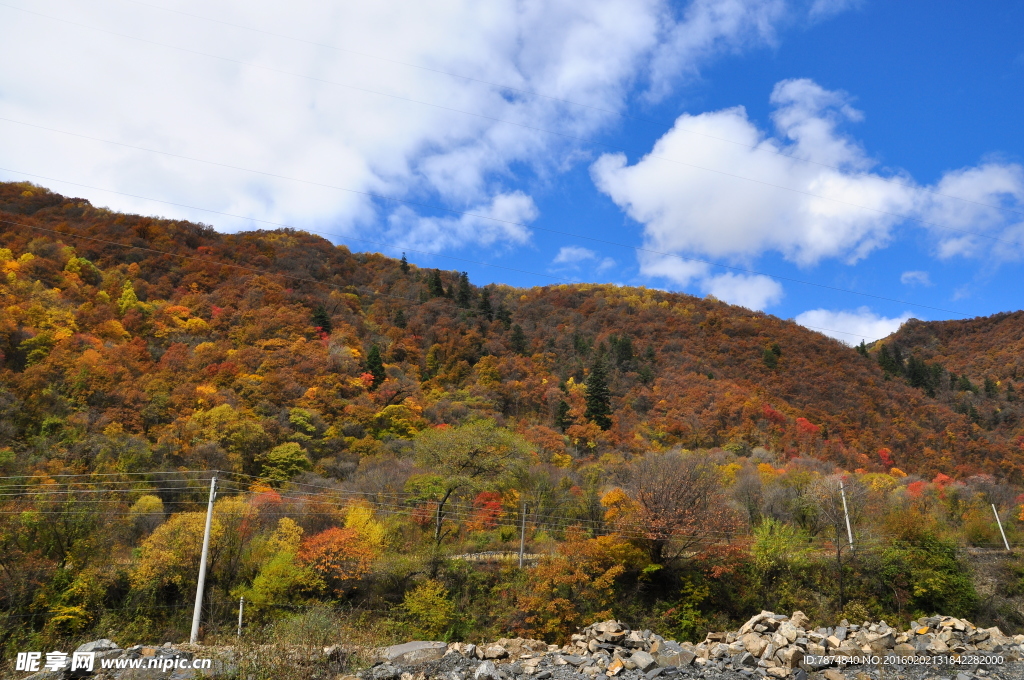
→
(1, 0, 1022, 342)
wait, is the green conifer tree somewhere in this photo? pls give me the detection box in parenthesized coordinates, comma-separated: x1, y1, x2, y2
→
(366, 345, 386, 388)
(495, 303, 512, 329)
(479, 288, 494, 321)
(554, 400, 571, 432)
(311, 305, 332, 335)
(584, 356, 613, 430)
(394, 309, 407, 329)
(456, 272, 472, 308)
(400, 253, 410, 274)
(428, 270, 445, 297)
(510, 324, 528, 355)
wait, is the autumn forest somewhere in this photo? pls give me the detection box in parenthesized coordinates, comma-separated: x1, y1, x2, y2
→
(3, 181, 1024, 667)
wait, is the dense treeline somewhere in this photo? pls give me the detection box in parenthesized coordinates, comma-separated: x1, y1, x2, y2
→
(2, 181, 1024, 667)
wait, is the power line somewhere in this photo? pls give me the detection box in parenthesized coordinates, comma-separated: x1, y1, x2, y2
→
(0, 145, 970, 319)
(26, 0, 1024, 223)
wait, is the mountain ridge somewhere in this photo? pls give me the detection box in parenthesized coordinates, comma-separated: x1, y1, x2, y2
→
(1, 180, 1021, 481)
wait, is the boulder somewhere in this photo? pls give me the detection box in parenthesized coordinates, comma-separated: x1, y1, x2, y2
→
(384, 641, 448, 666)
(790, 612, 810, 629)
(630, 651, 658, 672)
(474, 661, 501, 680)
(741, 633, 768, 657)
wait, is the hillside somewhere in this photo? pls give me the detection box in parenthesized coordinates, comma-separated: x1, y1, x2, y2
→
(0, 181, 1019, 480)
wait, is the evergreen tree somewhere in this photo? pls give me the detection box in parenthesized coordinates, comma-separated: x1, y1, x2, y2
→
(584, 356, 613, 430)
(428, 270, 445, 297)
(510, 324, 528, 355)
(984, 376, 998, 398)
(554, 400, 571, 432)
(456, 272, 472, 308)
(1007, 382, 1017, 402)
(394, 309, 407, 329)
(479, 288, 493, 321)
(311, 305, 332, 335)
(877, 344, 900, 375)
(495, 303, 512, 329)
(644, 345, 656, 363)
(366, 344, 386, 388)
(856, 340, 868, 357)
(613, 334, 634, 367)
(770, 342, 782, 357)
(762, 347, 778, 369)
(400, 253, 410, 274)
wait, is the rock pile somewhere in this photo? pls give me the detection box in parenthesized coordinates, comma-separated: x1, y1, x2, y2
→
(363, 612, 1024, 680)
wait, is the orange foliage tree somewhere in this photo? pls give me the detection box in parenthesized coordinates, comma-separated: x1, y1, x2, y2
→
(298, 527, 375, 595)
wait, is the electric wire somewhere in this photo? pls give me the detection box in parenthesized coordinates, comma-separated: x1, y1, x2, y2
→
(113, 0, 1024, 223)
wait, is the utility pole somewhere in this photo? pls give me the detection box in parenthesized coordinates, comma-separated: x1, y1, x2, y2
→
(190, 476, 217, 644)
(237, 596, 245, 637)
(839, 479, 854, 549)
(518, 500, 527, 568)
(993, 504, 1011, 551)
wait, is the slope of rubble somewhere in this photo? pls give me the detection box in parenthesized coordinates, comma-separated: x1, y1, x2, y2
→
(366, 613, 1024, 680)
(17, 612, 1024, 680)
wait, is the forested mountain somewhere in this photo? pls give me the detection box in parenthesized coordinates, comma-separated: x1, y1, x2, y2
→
(1, 181, 1021, 482)
(8, 181, 1024, 657)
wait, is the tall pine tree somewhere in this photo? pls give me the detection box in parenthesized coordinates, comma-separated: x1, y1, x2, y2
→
(428, 270, 445, 297)
(510, 324, 528, 355)
(400, 253, 410, 274)
(584, 355, 613, 430)
(311, 305, 332, 335)
(366, 344, 386, 388)
(479, 288, 494, 321)
(456, 272, 472, 308)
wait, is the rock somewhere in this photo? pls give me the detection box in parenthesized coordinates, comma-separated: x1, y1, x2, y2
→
(737, 652, 758, 667)
(741, 633, 768, 657)
(474, 661, 501, 680)
(824, 669, 845, 680)
(608, 658, 625, 675)
(790, 612, 810, 629)
(481, 645, 509, 660)
(76, 639, 121, 654)
(631, 651, 658, 672)
(384, 642, 449, 666)
(739, 612, 776, 636)
(778, 623, 799, 643)
(766, 667, 789, 677)
(371, 663, 403, 680)
(893, 643, 915, 655)
(780, 648, 803, 669)
(655, 650, 695, 668)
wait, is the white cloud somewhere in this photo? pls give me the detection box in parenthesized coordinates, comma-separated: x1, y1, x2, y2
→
(701, 272, 783, 309)
(900, 270, 931, 286)
(0, 0, 829, 254)
(795, 307, 913, 344)
(385, 192, 536, 252)
(553, 246, 598, 265)
(592, 77, 1024, 292)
